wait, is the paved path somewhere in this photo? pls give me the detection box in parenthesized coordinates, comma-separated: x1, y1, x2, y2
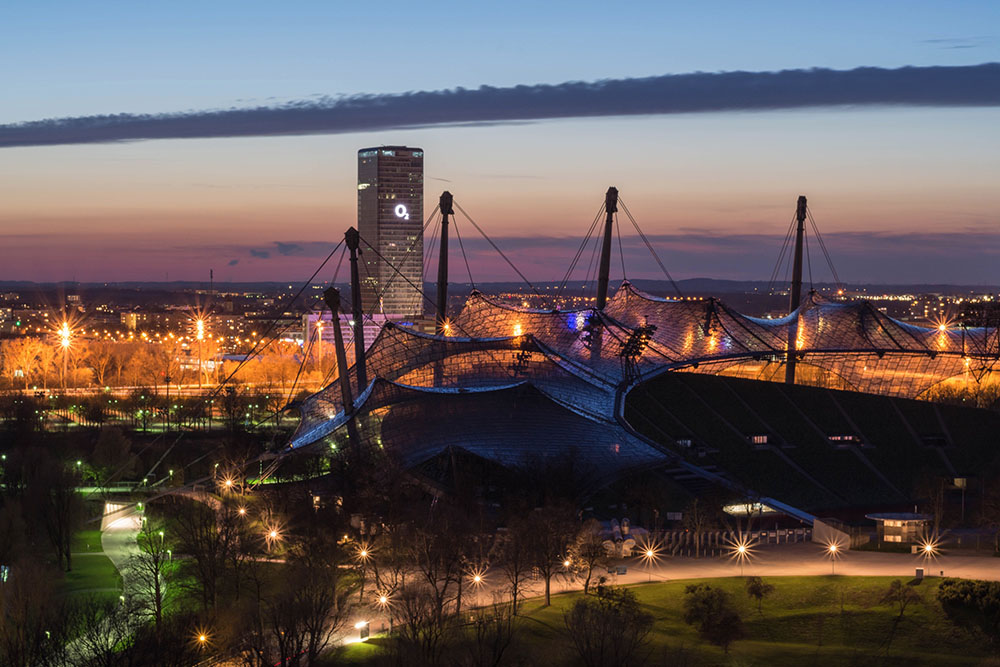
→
(357, 542, 1000, 634)
(598, 542, 1000, 587)
(101, 506, 142, 593)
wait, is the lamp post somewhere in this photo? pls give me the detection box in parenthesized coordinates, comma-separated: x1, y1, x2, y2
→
(196, 319, 205, 390)
(164, 375, 172, 432)
(315, 319, 324, 379)
(828, 543, 839, 574)
(59, 322, 71, 389)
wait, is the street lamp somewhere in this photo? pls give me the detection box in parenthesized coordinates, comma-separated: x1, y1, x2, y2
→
(59, 321, 71, 389)
(264, 524, 282, 552)
(469, 566, 487, 607)
(638, 538, 662, 582)
(726, 533, 756, 577)
(195, 318, 205, 390)
(826, 542, 842, 574)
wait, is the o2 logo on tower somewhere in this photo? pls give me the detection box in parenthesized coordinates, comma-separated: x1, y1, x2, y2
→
(394, 204, 410, 220)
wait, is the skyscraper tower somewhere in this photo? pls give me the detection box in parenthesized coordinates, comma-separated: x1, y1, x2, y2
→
(357, 146, 424, 317)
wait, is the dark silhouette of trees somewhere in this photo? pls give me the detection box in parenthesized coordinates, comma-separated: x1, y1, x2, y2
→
(682, 583, 744, 654)
(745, 576, 775, 613)
(569, 518, 609, 595)
(28, 454, 84, 571)
(563, 586, 653, 667)
(0, 559, 72, 667)
(129, 517, 172, 631)
(683, 497, 715, 558)
(522, 503, 576, 607)
(465, 595, 518, 667)
(236, 537, 355, 667)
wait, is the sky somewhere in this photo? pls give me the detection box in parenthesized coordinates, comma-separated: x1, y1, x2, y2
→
(1, 1, 998, 285)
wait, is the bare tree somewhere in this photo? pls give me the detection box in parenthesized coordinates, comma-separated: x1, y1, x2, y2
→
(683, 498, 714, 558)
(570, 518, 609, 595)
(67, 593, 140, 667)
(523, 503, 576, 606)
(128, 517, 171, 631)
(493, 523, 533, 614)
(0, 559, 70, 667)
(390, 582, 455, 667)
(28, 455, 84, 571)
(563, 586, 653, 667)
(464, 594, 518, 667)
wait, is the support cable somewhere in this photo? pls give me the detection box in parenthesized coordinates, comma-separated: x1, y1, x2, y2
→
(284, 244, 349, 404)
(615, 212, 628, 283)
(766, 212, 798, 295)
(201, 239, 344, 407)
(454, 201, 542, 298)
(806, 208, 844, 292)
(453, 217, 476, 289)
(558, 202, 606, 296)
(582, 220, 603, 296)
(358, 234, 532, 381)
(618, 198, 683, 298)
(423, 212, 441, 283)
(805, 226, 815, 290)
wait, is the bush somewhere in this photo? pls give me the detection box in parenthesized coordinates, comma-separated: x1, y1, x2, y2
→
(563, 586, 654, 667)
(682, 583, 744, 653)
(937, 578, 1000, 643)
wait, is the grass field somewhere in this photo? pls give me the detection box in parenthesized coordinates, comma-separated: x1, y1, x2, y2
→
(339, 576, 998, 666)
(60, 552, 122, 595)
(71, 528, 104, 553)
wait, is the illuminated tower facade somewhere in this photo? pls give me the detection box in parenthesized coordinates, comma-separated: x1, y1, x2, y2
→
(357, 146, 424, 317)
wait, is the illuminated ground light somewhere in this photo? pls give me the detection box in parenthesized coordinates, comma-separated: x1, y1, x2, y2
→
(355, 542, 373, 564)
(193, 629, 210, 649)
(824, 540, 845, 574)
(724, 533, 757, 576)
(264, 524, 283, 551)
(917, 534, 942, 563)
(468, 565, 488, 605)
(637, 537, 663, 582)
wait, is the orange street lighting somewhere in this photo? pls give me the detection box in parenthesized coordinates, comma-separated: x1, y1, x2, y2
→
(238, 506, 247, 516)
(725, 533, 756, 576)
(355, 542, 372, 564)
(264, 523, 283, 551)
(637, 537, 662, 582)
(917, 534, 942, 562)
(469, 566, 487, 606)
(824, 540, 844, 574)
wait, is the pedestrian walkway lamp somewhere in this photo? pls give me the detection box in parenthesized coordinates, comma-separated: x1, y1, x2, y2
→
(827, 543, 840, 574)
(725, 534, 755, 577)
(638, 539, 662, 582)
(469, 566, 487, 607)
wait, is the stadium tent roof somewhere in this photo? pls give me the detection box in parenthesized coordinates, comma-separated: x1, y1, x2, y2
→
(289, 281, 991, 510)
(292, 378, 670, 491)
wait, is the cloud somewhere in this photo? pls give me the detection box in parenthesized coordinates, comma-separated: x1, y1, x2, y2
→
(228, 259, 239, 266)
(922, 37, 991, 49)
(275, 242, 304, 256)
(2, 63, 998, 148)
(249, 249, 270, 258)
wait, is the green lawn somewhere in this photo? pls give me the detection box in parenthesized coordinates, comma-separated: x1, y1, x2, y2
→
(340, 576, 997, 666)
(60, 552, 122, 595)
(71, 528, 104, 553)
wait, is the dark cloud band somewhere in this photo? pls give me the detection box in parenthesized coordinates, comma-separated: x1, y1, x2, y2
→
(2, 63, 998, 148)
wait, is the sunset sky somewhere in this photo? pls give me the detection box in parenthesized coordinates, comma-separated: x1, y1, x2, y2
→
(2, 1, 998, 285)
